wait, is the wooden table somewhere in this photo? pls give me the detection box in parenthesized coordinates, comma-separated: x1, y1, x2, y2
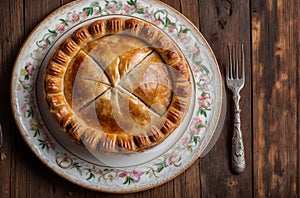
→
(1, 0, 299, 197)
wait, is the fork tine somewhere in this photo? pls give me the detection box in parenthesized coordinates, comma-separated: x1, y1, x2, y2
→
(229, 44, 233, 78)
(226, 44, 230, 79)
(235, 44, 239, 79)
(241, 44, 245, 79)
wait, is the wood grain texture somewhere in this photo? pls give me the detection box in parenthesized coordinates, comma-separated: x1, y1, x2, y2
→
(0, 0, 299, 197)
(298, 44, 300, 197)
(180, 0, 200, 29)
(0, 0, 24, 198)
(252, 0, 300, 197)
(198, 0, 252, 197)
(62, 0, 76, 5)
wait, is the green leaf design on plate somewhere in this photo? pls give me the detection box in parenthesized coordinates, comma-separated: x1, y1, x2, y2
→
(136, 8, 144, 14)
(198, 108, 207, 117)
(83, 7, 93, 16)
(46, 38, 51, 45)
(87, 171, 95, 180)
(91, 2, 100, 7)
(71, 162, 82, 169)
(127, 0, 137, 6)
(181, 28, 190, 34)
(201, 64, 210, 74)
(48, 29, 58, 36)
(123, 176, 135, 185)
(155, 159, 168, 173)
(59, 19, 69, 26)
(193, 136, 200, 144)
(33, 129, 40, 137)
(24, 74, 29, 80)
(38, 139, 49, 152)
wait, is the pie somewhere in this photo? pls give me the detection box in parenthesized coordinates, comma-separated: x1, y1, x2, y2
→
(44, 17, 191, 154)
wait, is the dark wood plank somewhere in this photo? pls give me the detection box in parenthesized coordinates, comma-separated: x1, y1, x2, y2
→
(180, 0, 200, 29)
(251, 0, 300, 197)
(296, 44, 300, 196)
(198, 0, 252, 197)
(24, 0, 62, 36)
(0, 0, 24, 197)
(298, 44, 300, 197)
(61, 0, 75, 5)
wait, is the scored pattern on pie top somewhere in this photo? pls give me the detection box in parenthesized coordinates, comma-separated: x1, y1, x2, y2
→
(63, 50, 111, 112)
(44, 17, 191, 154)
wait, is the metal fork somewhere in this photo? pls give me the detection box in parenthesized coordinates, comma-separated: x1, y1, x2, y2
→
(226, 44, 245, 174)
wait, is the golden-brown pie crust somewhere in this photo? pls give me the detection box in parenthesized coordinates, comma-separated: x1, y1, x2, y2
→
(44, 17, 191, 154)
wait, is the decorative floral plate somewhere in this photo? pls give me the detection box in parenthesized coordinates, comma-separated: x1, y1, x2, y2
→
(11, 0, 223, 193)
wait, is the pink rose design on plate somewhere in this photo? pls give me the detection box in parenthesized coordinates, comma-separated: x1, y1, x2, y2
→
(192, 46, 200, 54)
(118, 170, 144, 183)
(192, 118, 203, 135)
(131, 170, 144, 183)
(81, 10, 88, 18)
(106, 3, 119, 13)
(42, 39, 48, 50)
(194, 117, 203, 126)
(194, 54, 202, 62)
(179, 32, 189, 42)
(168, 153, 179, 165)
(21, 103, 31, 112)
(26, 62, 34, 76)
(118, 171, 127, 178)
(144, 9, 153, 19)
(181, 133, 191, 146)
(94, 8, 101, 15)
(192, 64, 200, 73)
(56, 23, 65, 33)
(123, 4, 135, 14)
(21, 103, 33, 118)
(44, 135, 56, 150)
(198, 94, 211, 109)
(71, 11, 79, 22)
(153, 19, 161, 26)
(168, 24, 175, 32)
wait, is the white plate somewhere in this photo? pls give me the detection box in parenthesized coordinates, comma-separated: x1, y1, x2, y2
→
(11, 0, 223, 193)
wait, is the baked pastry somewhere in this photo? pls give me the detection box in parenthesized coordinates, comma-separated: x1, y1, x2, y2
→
(44, 17, 191, 154)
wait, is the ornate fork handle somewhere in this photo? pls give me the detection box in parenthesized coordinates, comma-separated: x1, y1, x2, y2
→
(231, 92, 245, 174)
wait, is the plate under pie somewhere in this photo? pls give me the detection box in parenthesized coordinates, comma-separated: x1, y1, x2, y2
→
(44, 17, 192, 154)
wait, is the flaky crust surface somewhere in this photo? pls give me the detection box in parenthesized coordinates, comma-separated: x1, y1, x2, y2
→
(45, 17, 191, 154)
